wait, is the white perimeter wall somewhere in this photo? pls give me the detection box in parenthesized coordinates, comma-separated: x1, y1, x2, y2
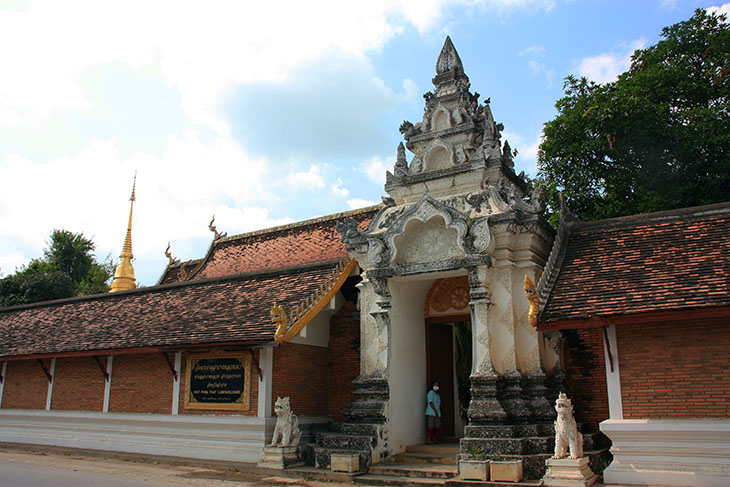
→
(388, 278, 432, 453)
(0, 409, 327, 463)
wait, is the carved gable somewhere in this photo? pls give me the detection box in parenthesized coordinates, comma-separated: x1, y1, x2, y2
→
(394, 216, 461, 266)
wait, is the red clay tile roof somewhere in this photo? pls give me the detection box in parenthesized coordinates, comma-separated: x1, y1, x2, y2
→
(538, 202, 730, 325)
(0, 261, 339, 359)
(157, 258, 204, 285)
(185, 206, 380, 281)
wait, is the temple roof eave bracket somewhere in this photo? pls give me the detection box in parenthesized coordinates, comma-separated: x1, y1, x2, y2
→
(270, 256, 356, 344)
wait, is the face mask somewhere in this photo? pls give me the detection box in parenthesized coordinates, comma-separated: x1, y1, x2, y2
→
(433, 386, 439, 391)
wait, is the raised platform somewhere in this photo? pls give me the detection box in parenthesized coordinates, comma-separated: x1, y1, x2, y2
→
(0, 409, 327, 463)
(601, 418, 730, 487)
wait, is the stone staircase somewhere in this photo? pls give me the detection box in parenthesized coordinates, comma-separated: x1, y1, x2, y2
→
(459, 422, 611, 479)
(305, 422, 380, 471)
(356, 444, 459, 486)
(303, 377, 389, 471)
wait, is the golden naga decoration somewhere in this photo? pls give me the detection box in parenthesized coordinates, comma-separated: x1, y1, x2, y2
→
(208, 215, 227, 240)
(271, 255, 356, 344)
(524, 274, 539, 327)
(164, 241, 179, 266)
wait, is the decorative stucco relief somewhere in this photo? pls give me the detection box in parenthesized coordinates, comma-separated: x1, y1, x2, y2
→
(357, 279, 380, 377)
(358, 194, 491, 269)
(396, 218, 461, 265)
(424, 276, 470, 316)
(468, 266, 495, 376)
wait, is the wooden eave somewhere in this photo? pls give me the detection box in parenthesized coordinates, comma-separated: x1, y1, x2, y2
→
(536, 304, 730, 331)
(0, 339, 275, 362)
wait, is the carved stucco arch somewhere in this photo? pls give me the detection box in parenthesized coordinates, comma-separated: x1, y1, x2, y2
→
(423, 138, 454, 172)
(366, 194, 491, 268)
(431, 105, 452, 131)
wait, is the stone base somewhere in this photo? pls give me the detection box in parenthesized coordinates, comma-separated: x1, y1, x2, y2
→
(459, 459, 490, 481)
(543, 457, 597, 487)
(491, 460, 523, 482)
(330, 453, 360, 473)
(257, 446, 304, 470)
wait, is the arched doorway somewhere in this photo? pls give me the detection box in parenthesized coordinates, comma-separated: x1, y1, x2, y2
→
(424, 277, 472, 440)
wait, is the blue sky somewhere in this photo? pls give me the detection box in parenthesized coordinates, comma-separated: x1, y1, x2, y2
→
(0, 0, 726, 286)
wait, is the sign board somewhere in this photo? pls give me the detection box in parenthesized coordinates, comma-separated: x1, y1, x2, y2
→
(184, 352, 251, 410)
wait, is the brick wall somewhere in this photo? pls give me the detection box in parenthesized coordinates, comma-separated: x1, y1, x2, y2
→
(327, 301, 360, 421)
(52, 357, 105, 411)
(178, 350, 259, 416)
(273, 343, 327, 416)
(617, 318, 730, 419)
(2, 359, 49, 409)
(108, 354, 173, 414)
(562, 328, 609, 429)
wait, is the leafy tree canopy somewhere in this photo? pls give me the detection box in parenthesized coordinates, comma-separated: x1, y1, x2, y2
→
(0, 230, 114, 308)
(538, 9, 730, 224)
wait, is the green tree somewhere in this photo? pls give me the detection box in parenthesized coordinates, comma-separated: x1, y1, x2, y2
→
(0, 270, 75, 308)
(538, 9, 730, 223)
(0, 230, 114, 308)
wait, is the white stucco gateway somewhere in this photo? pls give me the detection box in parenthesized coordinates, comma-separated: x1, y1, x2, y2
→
(328, 37, 561, 473)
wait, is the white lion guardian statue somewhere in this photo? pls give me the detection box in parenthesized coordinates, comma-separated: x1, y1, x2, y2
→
(553, 392, 583, 459)
(270, 396, 301, 447)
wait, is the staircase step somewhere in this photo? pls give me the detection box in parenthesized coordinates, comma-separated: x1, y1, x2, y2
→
(356, 474, 448, 486)
(316, 432, 374, 450)
(406, 444, 460, 455)
(369, 462, 458, 479)
(445, 479, 543, 487)
(395, 452, 458, 465)
(335, 422, 381, 436)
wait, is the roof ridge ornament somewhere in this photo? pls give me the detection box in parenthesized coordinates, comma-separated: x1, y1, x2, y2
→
(208, 215, 227, 241)
(164, 242, 180, 266)
(436, 36, 463, 75)
(559, 193, 578, 223)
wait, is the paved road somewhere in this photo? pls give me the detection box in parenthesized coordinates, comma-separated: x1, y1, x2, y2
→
(0, 448, 342, 487)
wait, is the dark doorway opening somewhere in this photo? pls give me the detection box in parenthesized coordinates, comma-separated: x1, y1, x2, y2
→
(425, 316, 471, 441)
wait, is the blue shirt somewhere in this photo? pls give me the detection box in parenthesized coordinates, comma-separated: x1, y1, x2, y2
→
(425, 389, 441, 417)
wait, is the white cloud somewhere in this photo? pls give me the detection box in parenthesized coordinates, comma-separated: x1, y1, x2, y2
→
(708, 3, 730, 19)
(363, 157, 391, 185)
(331, 179, 350, 198)
(528, 60, 544, 74)
(576, 38, 647, 84)
(0, 0, 559, 285)
(501, 130, 541, 178)
(288, 165, 326, 190)
(519, 45, 546, 57)
(519, 44, 554, 88)
(347, 198, 377, 210)
(0, 252, 27, 277)
(402, 78, 420, 103)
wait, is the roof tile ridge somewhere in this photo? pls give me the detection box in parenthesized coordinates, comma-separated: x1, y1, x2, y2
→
(537, 197, 579, 320)
(572, 201, 730, 234)
(216, 204, 384, 244)
(154, 257, 206, 286)
(0, 259, 344, 315)
(184, 234, 219, 281)
(185, 204, 381, 282)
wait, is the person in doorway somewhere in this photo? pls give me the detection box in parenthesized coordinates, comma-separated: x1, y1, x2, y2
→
(425, 380, 442, 444)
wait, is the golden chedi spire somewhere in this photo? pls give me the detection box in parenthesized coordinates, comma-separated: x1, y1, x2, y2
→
(110, 175, 138, 292)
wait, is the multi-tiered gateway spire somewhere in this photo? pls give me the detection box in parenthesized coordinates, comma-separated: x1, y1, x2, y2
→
(385, 36, 525, 207)
(109, 175, 137, 292)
